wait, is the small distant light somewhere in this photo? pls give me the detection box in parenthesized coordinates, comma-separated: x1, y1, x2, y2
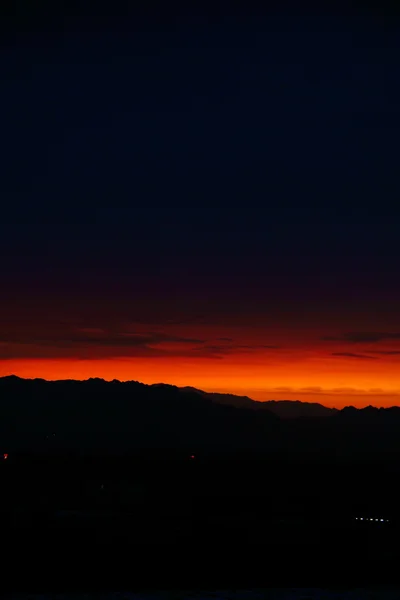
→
(3, 453, 8, 460)
(375, 519, 379, 522)
(360, 518, 364, 520)
(355, 517, 359, 520)
(380, 519, 384, 522)
(190, 455, 195, 459)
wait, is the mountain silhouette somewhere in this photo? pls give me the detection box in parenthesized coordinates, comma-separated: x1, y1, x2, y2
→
(0, 376, 280, 455)
(263, 399, 338, 418)
(180, 387, 266, 411)
(1, 376, 400, 459)
(181, 387, 337, 418)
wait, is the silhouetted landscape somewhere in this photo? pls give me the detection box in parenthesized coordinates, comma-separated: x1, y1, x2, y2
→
(1, 376, 400, 591)
(1, 376, 399, 457)
(2, 0, 400, 596)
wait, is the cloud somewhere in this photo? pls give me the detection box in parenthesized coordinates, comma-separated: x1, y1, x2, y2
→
(330, 387, 368, 394)
(182, 342, 280, 359)
(331, 352, 379, 360)
(237, 344, 280, 350)
(0, 324, 281, 361)
(165, 315, 207, 326)
(0, 343, 164, 360)
(129, 315, 207, 326)
(249, 386, 400, 400)
(187, 342, 280, 357)
(371, 350, 400, 356)
(75, 327, 105, 335)
(0, 326, 210, 360)
(299, 386, 400, 397)
(323, 332, 400, 344)
(189, 345, 226, 359)
(6, 332, 205, 349)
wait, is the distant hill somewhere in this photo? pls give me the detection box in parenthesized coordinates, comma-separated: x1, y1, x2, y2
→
(180, 387, 263, 411)
(263, 399, 337, 418)
(180, 386, 337, 418)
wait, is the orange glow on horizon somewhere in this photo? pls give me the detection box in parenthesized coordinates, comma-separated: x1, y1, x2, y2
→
(2, 320, 400, 408)
(2, 350, 400, 409)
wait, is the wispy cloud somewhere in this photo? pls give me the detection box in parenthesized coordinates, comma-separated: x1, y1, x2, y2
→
(128, 315, 207, 327)
(332, 352, 379, 360)
(75, 327, 105, 335)
(323, 332, 400, 344)
(267, 386, 400, 397)
(236, 344, 280, 350)
(0, 326, 209, 360)
(0, 324, 280, 361)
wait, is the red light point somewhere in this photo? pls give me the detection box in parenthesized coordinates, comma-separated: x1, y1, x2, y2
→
(190, 455, 195, 459)
(3, 453, 8, 460)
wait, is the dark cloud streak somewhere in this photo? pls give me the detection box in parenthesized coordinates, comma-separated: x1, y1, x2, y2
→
(332, 352, 379, 360)
(324, 332, 400, 343)
(0, 325, 280, 360)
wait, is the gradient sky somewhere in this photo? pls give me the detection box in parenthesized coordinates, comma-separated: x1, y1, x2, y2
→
(1, 3, 400, 407)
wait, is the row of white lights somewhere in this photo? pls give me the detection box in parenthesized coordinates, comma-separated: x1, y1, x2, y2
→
(355, 517, 389, 522)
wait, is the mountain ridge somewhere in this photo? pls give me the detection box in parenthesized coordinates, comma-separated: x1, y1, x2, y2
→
(1, 375, 400, 457)
(2, 375, 397, 415)
(1, 376, 338, 417)
(180, 386, 338, 418)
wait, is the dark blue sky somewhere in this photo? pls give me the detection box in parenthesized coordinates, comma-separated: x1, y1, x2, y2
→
(2, 8, 399, 224)
(1, 3, 400, 329)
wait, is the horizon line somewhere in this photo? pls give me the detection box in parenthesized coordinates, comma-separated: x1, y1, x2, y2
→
(3, 374, 400, 411)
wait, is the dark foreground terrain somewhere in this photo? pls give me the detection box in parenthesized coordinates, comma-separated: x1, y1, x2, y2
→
(1, 378, 400, 591)
(5, 590, 400, 600)
(1, 452, 399, 592)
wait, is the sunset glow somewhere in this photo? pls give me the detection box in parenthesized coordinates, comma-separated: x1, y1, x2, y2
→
(2, 322, 400, 408)
(2, 12, 399, 413)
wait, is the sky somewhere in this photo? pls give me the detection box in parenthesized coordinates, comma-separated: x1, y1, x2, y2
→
(1, 3, 400, 407)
